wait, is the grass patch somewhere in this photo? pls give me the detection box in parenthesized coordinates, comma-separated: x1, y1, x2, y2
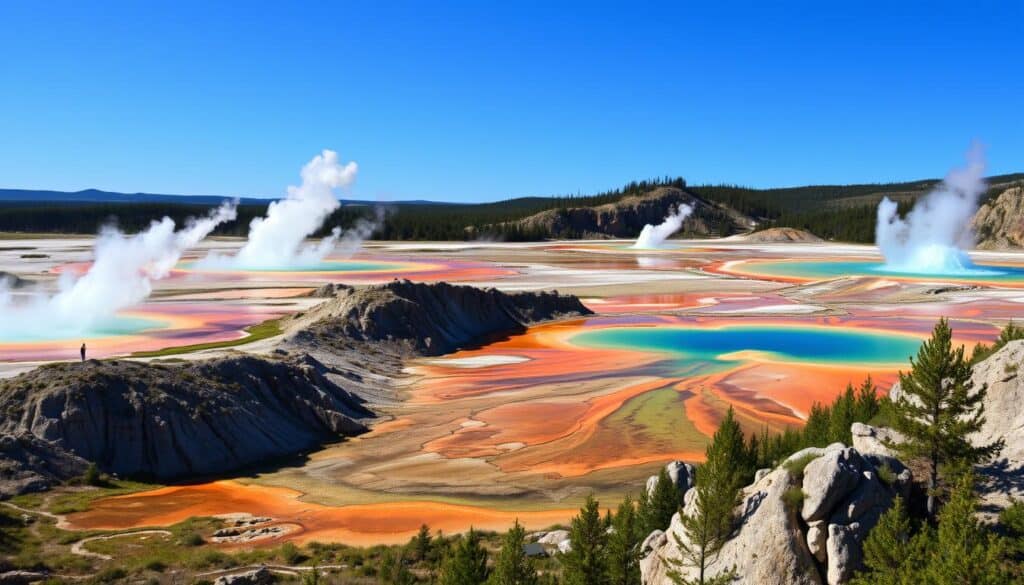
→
(48, 479, 161, 515)
(782, 487, 806, 513)
(130, 318, 283, 358)
(782, 453, 819, 480)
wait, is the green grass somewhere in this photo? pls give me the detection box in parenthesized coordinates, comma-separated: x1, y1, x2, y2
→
(782, 453, 819, 480)
(782, 487, 806, 513)
(47, 479, 161, 515)
(130, 318, 283, 358)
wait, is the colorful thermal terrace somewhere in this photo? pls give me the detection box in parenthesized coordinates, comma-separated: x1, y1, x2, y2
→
(714, 257, 1024, 287)
(0, 303, 285, 362)
(172, 254, 516, 284)
(11, 238, 1023, 546)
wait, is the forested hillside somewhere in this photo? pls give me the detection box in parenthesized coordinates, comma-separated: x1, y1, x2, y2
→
(2, 174, 1022, 242)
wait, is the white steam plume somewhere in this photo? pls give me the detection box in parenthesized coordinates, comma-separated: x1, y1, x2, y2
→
(202, 149, 376, 269)
(875, 144, 988, 274)
(632, 204, 694, 249)
(0, 201, 237, 338)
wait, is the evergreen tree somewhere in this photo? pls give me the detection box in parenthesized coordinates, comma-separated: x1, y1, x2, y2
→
(488, 520, 538, 585)
(854, 376, 880, 422)
(802, 403, 830, 447)
(852, 497, 923, 585)
(924, 474, 1012, 584)
(561, 495, 609, 585)
(648, 468, 682, 532)
(636, 488, 655, 536)
(827, 384, 857, 445)
(886, 318, 1004, 517)
(666, 408, 743, 585)
(412, 523, 433, 562)
(606, 495, 641, 585)
(439, 528, 490, 585)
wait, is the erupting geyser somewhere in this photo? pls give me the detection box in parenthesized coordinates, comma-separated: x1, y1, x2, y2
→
(632, 204, 693, 249)
(202, 149, 380, 270)
(875, 144, 990, 275)
(0, 202, 237, 339)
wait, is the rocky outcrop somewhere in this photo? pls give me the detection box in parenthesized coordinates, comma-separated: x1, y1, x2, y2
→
(744, 227, 823, 243)
(641, 446, 912, 585)
(0, 432, 88, 498)
(499, 187, 754, 239)
(644, 460, 695, 498)
(213, 567, 274, 585)
(972, 184, 1024, 249)
(288, 280, 592, 356)
(0, 355, 372, 484)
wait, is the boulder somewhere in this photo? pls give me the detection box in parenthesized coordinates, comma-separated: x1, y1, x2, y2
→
(536, 530, 569, 546)
(214, 567, 274, 585)
(801, 448, 865, 522)
(850, 423, 900, 458)
(806, 521, 828, 564)
(826, 523, 863, 585)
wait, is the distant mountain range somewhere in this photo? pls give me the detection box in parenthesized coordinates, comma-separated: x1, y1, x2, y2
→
(0, 187, 448, 207)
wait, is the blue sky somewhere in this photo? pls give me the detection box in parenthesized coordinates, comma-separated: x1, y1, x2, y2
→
(0, 1, 1021, 202)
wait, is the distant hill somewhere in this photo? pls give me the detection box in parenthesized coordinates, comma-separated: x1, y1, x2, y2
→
(2, 173, 1023, 242)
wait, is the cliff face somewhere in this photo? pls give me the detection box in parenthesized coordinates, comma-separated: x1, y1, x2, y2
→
(971, 184, 1024, 249)
(288, 280, 593, 356)
(502, 187, 754, 239)
(0, 355, 372, 482)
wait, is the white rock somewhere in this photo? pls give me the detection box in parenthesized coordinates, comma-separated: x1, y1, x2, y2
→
(801, 448, 865, 522)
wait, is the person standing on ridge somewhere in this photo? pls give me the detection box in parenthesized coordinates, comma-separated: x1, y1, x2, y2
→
(80, 343, 86, 362)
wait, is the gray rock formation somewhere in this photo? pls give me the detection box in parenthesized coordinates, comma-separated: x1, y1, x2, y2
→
(288, 279, 592, 356)
(641, 446, 911, 585)
(744, 227, 823, 243)
(0, 354, 372, 483)
(645, 460, 695, 498)
(0, 432, 88, 497)
(971, 184, 1024, 249)
(214, 567, 274, 585)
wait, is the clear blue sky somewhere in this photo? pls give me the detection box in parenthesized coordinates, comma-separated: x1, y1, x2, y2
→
(1, 1, 1021, 202)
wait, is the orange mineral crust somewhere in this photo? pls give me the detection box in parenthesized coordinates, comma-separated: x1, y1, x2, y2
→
(65, 481, 574, 547)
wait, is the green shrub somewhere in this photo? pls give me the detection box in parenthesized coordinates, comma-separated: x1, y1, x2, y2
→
(782, 487, 805, 513)
(783, 454, 818, 480)
(93, 567, 127, 583)
(180, 532, 205, 547)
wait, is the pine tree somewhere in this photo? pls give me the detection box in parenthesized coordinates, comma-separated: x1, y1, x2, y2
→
(488, 520, 538, 585)
(802, 402, 830, 447)
(852, 497, 922, 585)
(854, 376, 880, 422)
(561, 495, 609, 585)
(924, 473, 1012, 584)
(886, 318, 1004, 517)
(666, 408, 743, 585)
(648, 468, 681, 532)
(412, 523, 432, 562)
(606, 495, 641, 585)
(827, 384, 857, 445)
(439, 528, 490, 585)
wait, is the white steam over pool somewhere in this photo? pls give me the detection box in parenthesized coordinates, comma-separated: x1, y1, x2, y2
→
(0, 202, 237, 339)
(632, 204, 694, 250)
(875, 144, 994, 275)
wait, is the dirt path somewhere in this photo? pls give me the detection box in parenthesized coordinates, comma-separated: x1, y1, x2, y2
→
(69, 529, 173, 560)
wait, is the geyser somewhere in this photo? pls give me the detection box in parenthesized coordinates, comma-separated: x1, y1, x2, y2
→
(0, 201, 237, 339)
(632, 204, 694, 249)
(875, 145, 990, 275)
(203, 149, 379, 269)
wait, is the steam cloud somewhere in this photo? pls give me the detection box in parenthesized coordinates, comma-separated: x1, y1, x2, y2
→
(632, 204, 694, 249)
(875, 144, 988, 275)
(0, 201, 237, 338)
(202, 149, 378, 269)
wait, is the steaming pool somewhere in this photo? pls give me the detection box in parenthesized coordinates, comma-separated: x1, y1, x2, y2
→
(716, 258, 1024, 286)
(172, 255, 516, 283)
